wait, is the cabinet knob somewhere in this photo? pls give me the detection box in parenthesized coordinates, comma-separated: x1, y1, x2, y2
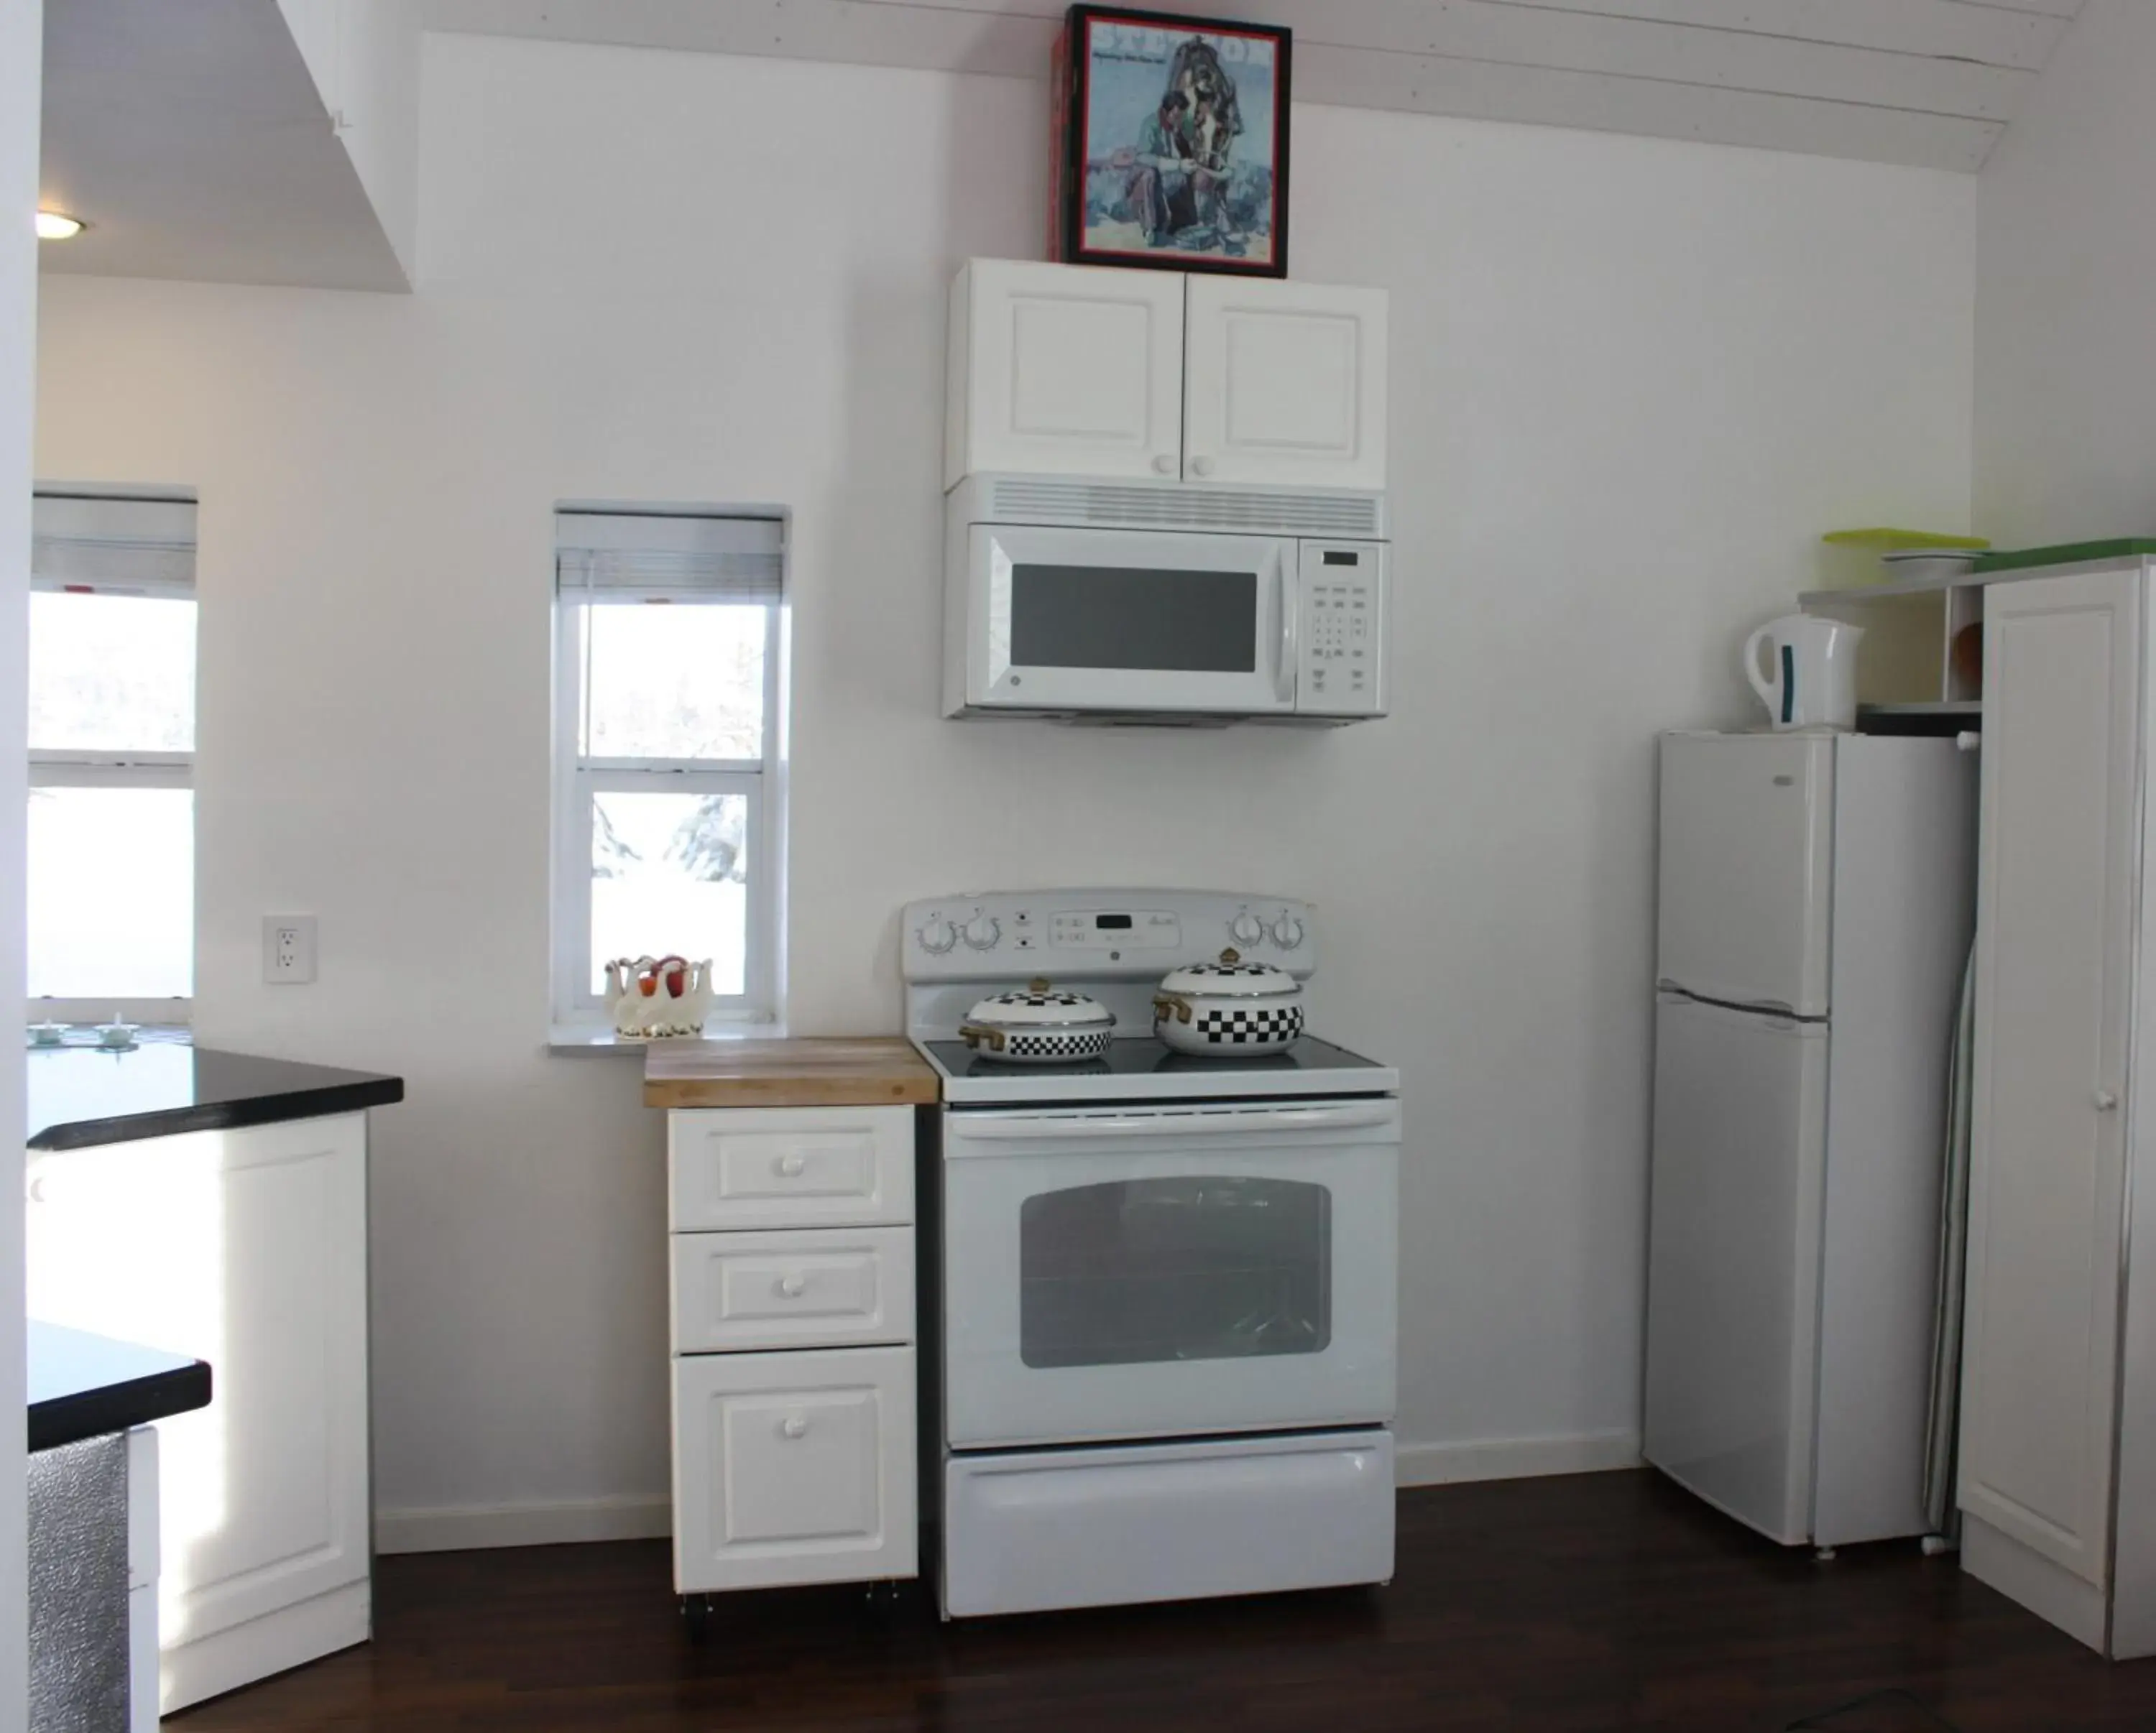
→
(1152, 454, 1175, 476)
(780, 1415, 809, 1440)
(777, 1273, 806, 1298)
(2096, 1089, 2121, 1113)
(776, 1153, 807, 1177)
(1192, 456, 1215, 477)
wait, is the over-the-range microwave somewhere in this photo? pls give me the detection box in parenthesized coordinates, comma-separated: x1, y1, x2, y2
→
(943, 474, 1389, 725)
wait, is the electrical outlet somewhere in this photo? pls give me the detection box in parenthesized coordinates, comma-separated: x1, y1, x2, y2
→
(264, 916, 318, 984)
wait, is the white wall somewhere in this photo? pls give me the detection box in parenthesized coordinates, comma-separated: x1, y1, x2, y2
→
(2, 0, 38, 1703)
(33, 33, 1975, 1535)
(1974, 0, 2156, 547)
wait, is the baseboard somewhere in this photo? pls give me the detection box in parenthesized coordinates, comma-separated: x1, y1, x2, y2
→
(1395, 1430, 1642, 1488)
(375, 1494, 672, 1555)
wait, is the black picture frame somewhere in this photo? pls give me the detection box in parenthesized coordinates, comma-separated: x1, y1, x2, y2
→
(1053, 5, 1291, 278)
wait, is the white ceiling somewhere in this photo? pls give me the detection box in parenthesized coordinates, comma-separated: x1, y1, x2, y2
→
(425, 0, 2086, 173)
(40, 0, 407, 290)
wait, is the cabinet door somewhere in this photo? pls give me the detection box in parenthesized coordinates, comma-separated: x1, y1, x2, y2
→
(671, 1346, 917, 1592)
(27, 1115, 371, 1699)
(948, 259, 1184, 486)
(1961, 566, 2141, 1587)
(1182, 277, 1387, 489)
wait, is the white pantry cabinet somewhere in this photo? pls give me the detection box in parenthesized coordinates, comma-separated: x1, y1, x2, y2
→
(27, 1114, 372, 1712)
(1957, 553, 2156, 1658)
(666, 1105, 918, 1614)
(945, 258, 1387, 491)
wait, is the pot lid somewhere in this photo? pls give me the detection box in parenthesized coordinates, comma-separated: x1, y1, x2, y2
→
(964, 979, 1117, 1030)
(1158, 948, 1302, 997)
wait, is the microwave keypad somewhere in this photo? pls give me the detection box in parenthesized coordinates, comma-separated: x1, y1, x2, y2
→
(1306, 582, 1373, 702)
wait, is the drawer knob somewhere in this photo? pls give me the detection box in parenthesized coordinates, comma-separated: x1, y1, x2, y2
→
(780, 1415, 809, 1440)
(2097, 1089, 2121, 1113)
(777, 1274, 806, 1298)
(776, 1153, 807, 1178)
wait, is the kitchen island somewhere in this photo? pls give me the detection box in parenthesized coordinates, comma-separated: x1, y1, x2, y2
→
(28, 1321, 211, 1733)
(26, 1043, 403, 1714)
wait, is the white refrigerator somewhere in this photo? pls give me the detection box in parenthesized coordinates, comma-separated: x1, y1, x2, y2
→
(1644, 731, 1976, 1550)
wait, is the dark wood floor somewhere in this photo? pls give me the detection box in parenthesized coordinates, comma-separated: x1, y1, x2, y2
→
(173, 1471, 2156, 1732)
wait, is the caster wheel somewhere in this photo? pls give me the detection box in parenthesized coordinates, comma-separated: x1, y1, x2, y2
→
(680, 1593, 714, 1645)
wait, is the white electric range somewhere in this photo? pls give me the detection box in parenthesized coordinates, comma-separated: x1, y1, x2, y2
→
(904, 888, 1401, 1620)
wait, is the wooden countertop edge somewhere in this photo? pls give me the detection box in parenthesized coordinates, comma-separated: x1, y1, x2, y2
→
(642, 1075, 940, 1109)
(641, 1036, 941, 1109)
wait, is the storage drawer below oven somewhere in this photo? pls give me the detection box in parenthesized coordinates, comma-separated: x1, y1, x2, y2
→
(941, 1428, 1393, 1617)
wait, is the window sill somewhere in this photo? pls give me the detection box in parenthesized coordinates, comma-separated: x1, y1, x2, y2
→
(546, 1023, 787, 1058)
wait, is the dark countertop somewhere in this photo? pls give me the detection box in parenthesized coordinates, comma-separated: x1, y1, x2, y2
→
(29, 1044, 405, 1152)
(29, 1321, 211, 1453)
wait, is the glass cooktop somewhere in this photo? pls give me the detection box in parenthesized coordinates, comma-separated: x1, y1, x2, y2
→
(921, 1034, 1386, 1081)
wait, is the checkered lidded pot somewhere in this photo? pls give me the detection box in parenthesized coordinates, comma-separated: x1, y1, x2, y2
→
(959, 977, 1118, 1065)
(1153, 948, 1305, 1057)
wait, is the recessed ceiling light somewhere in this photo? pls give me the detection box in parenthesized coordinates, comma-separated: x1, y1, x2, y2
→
(35, 211, 85, 241)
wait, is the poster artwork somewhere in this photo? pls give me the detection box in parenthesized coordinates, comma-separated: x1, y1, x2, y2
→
(1056, 8, 1291, 277)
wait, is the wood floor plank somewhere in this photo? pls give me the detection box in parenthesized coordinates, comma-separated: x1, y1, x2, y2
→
(169, 1471, 2156, 1732)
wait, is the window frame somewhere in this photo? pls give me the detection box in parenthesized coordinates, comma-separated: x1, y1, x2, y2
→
(549, 541, 786, 1032)
(27, 492, 198, 1027)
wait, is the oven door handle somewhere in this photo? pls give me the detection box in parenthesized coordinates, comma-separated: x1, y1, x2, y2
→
(944, 1101, 1399, 1145)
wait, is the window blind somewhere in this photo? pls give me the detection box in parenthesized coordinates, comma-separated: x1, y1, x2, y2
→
(556, 510, 785, 605)
(31, 494, 198, 596)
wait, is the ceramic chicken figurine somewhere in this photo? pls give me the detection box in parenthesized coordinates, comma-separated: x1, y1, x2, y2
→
(605, 955, 714, 1040)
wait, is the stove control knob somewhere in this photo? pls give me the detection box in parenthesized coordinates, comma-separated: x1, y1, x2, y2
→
(1271, 915, 1304, 950)
(1230, 912, 1265, 946)
(964, 915, 1002, 951)
(918, 918, 957, 954)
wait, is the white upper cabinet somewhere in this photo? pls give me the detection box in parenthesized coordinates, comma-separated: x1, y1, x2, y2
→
(1183, 277, 1388, 490)
(946, 260, 1387, 491)
(946, 259, 1185, 489)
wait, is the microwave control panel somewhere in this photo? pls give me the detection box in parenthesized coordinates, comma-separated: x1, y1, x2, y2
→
(1297, 542, 1386, 717)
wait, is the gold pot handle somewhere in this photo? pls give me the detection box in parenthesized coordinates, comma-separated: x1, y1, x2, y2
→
(1152, 993, 1194, 1026)
(958, 1023, 1008, 1053)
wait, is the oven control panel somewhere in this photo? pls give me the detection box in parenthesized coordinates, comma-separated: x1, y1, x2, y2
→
(903, 889, 1316, 981)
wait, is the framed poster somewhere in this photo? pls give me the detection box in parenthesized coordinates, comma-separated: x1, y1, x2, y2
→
(1052, 6, 1291, 277)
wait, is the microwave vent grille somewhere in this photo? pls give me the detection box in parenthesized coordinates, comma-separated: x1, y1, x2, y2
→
(986, 479, 1381, 538)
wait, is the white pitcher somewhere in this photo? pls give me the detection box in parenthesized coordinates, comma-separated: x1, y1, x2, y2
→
(1743, 614, 1864, 731)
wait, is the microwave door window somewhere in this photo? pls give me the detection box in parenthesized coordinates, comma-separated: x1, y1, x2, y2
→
(1009, 565, 1258, 673)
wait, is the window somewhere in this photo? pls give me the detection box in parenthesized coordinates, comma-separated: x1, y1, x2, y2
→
(552, 509, 785, 1027)
(27, 491, 198, 1024)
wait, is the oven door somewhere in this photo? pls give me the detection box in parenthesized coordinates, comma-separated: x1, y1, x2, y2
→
(940, 1099, 1400, 1449)
(959, 524, 1292, 715)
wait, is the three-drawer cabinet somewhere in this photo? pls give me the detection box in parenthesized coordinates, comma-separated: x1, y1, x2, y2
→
(665, 1106, 919, 1609)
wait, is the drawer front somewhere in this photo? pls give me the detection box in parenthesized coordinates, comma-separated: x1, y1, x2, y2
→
(671, 1346, 918, 1593)
(672, 1227, 915, 1352)
(669, 1106, 914, 1230)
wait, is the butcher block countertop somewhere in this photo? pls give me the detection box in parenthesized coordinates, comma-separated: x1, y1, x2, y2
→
(643, 1037, 939, 1109)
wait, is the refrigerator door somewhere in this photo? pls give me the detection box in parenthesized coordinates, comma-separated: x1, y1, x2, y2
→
(1657, 731, 1835, 1018)
(1644, 990, 1829, 1545)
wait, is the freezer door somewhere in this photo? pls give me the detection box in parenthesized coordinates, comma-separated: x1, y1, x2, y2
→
(1644, 992, 1829, 1545)
(1657, 731, 1834, 1017)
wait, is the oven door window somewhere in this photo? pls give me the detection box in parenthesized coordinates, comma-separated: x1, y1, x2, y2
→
(1009, 565, 1257, 673)
(1018, 1177, 1331, 1368)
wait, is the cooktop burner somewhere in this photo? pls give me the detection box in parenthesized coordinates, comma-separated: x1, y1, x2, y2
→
(922, 1034, 1384, 1080)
